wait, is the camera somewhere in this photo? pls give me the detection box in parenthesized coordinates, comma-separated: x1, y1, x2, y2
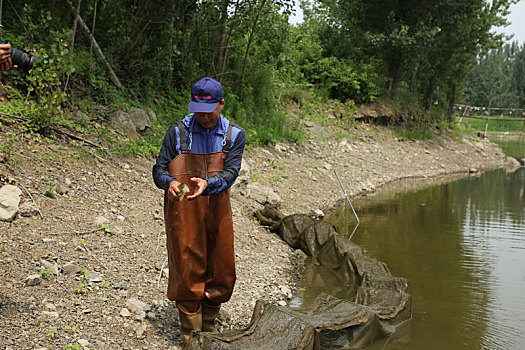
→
(0, 40, 37, 73)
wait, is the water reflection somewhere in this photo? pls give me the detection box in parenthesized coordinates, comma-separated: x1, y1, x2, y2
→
(298, 168, 525, 349)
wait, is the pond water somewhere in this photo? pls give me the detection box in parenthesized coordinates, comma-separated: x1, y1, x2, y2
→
(294, 140, 525, 350)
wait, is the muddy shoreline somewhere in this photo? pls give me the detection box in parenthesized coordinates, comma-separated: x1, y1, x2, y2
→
(0, 121, 505, 349)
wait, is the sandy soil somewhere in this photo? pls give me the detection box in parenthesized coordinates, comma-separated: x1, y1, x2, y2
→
(0, 116, 505, 349)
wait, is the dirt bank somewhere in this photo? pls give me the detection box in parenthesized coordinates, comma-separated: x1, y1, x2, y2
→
(0, 118, 504, 349)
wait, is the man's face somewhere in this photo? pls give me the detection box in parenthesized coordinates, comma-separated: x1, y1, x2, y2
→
(194, 99, 225, 130)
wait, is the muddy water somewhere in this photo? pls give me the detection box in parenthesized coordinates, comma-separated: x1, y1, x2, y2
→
(294, 160, 525, 349)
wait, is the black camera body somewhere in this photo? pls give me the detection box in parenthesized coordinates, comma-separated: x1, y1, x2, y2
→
(0, 39, 37, 73)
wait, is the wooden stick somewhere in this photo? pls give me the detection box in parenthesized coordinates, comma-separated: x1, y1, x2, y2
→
(81, 241, 109, 271)
(50, 227, 102, 236)
(20, 185, 44, 220)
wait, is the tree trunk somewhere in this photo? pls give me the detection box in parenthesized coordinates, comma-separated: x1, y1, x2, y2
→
(90, 0, 97, 50)
(221, 0, 241, 76)
(69, 0, 81, 54)
(240, 0, 267, 98)
(447, 83, 456, 122)
(0, 0, 3, 37)
(216, 0, 229, 76)
(425, 73, 437, 111)
(65, 0, 122, 88)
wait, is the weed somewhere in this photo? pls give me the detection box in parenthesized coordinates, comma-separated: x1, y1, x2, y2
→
(64, 325, 78, 333)
(0, 132, 19, 164)
(270, 174, 283, 185)
(251, 171, 263, 183)
(73, 238, 86, 246)
(98, 280, 110, 288)
(64, 343, 84, 350)
(44, 186, 56, 198)
(75, 270, 90, 294)
(101, 224, 113, 235)
(39, 269, 54, 279)
(47, 328, 58, 339)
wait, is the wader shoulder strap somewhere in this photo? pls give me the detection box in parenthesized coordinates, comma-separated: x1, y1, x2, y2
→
(177, 120, 189, 152)
(223, 123, 233, 152)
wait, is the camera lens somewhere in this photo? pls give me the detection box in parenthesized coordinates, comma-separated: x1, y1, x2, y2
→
(0, 40, 37, 73)
(10, 47, 37, 73)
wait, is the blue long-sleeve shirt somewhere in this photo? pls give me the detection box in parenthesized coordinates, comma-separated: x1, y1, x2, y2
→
(152, 114, 246, 195)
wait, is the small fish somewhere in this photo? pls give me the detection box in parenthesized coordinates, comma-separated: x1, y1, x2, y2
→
(177, 183, 190, 201)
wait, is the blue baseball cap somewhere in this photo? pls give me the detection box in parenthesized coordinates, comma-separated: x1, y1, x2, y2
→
(188, 77, 223, 113)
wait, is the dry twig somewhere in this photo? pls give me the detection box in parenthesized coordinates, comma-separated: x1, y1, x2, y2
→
(50, 227, 102, 235)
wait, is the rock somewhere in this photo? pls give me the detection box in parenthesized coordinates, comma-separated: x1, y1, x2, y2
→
(42, 238, 56, 244)
(88, 271, 103, 283)
(136, 323, 148, 338)
(62, 263, 83, 275)
(120, 307, 131, 317)
(274, 143, 287, 153)
(115, 282, 129, 290)
(44, 303, 56, 310)
(311, 208, 324, 218)
(145, 108, 157, 122)
(41, 260, 59, 275)
(41, 311, 59, 318)
(134, 310, 147, 321)
(25, 274, 42, 286)
(77, 339, 90, 348)
(244, 183, 282, 206)
(55, 183, 68, 195)
(504, 156, 521, 169)
(0, 185, 22, 221)
(109, 111, 136, 137)
(125, 298, 151, 313)
(18, 200, 40, 217)
(93, 215, 109, 226)
(109, 109, 151, 137)
(128, 108, 151, 132)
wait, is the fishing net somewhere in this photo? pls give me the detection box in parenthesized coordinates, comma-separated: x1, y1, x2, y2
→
(187, 204, 411, 349)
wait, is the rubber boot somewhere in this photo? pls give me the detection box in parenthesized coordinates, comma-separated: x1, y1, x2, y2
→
(202, 305, 220, 332)
(179, 312, 202, 349)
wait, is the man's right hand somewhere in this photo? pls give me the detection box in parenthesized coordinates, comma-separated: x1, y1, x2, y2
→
(167, 180, 182, 201)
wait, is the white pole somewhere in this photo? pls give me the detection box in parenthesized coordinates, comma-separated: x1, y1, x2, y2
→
(334, 170, 360, 223)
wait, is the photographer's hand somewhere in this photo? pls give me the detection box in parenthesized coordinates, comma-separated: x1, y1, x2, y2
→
(0, 44, 17, 71)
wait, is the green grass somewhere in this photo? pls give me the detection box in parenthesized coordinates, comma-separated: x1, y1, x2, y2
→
(458, 115, 525, 134)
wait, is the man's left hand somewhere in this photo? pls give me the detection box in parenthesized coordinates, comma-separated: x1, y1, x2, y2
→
(186, 177, 207, 200)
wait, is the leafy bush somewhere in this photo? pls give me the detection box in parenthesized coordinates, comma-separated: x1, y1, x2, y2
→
(2, 6, 74, 131)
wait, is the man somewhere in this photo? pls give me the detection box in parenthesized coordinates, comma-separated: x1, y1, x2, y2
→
(153, 77, 246, 347)
(0, 43, 15, 71)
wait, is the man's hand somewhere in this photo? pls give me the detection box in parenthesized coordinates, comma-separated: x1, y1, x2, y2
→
(0, 44, 14, 72)
(186, 177, 207, 200)
(167, 180, 182, 201)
